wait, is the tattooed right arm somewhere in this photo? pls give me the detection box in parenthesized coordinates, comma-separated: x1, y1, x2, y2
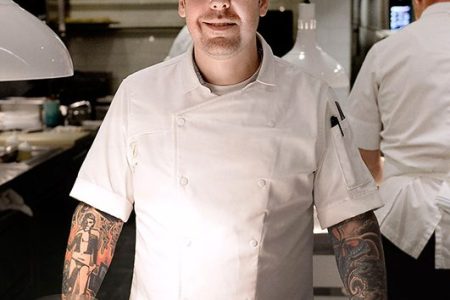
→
(62, 203, 124, 299)
(328, 211, 387, 299)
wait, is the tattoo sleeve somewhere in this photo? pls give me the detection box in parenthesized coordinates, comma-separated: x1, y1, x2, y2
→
(328, 211, 387, 300)
(62, 203, 124, 299)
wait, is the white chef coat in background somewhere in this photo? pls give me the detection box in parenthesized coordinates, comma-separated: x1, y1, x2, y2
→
(347, 3, 450, 268)
(71, 35, 381, 299)
(165, 26, 192, 60)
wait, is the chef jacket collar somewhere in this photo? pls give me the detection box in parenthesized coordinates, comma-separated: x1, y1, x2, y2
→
(180, 33, 276, 94)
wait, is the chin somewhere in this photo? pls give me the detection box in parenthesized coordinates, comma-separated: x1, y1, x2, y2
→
(201, 36, 241, 57)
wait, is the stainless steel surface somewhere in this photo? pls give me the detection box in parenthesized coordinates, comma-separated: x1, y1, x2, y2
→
(67, 100, 92, 126)
(352, 0, 390, 81)
(25, 146, 63, 166)
(58, 0, 66, 35)
(0, 146, 63, 186)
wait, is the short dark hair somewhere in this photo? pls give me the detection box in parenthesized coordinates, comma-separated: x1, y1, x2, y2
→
(81, 213, 96, 227)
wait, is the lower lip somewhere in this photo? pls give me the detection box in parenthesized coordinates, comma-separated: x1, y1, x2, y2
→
(204, 23, 236, 31)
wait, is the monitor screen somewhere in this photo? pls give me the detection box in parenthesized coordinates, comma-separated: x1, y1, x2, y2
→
(390, 5, 412, 30)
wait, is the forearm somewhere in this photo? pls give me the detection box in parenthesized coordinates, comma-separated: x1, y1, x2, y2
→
(62, 203, 124, 299)
(328, 211, 387, 300)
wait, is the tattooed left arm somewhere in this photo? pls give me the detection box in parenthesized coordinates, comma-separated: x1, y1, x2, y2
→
(328, 210, 387, 300)
(62, 203, 124, 299)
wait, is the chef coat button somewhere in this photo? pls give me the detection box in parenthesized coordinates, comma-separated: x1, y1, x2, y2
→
(176, 117, 186, 126)
(180, 176, 189, 186)
(249, 239, 259, 248)
(267, 120, 276, 127)
(257, 179, 267, 188)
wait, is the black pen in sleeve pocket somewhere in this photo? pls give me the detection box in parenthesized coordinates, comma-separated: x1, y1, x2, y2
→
(335, 101, 346, 120)
(330, 116, 344, 136)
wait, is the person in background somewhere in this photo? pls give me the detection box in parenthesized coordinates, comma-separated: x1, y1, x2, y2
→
(347, 0, 450, 298)
(61, 0, 387, 298)
(165, 25, 192, 60)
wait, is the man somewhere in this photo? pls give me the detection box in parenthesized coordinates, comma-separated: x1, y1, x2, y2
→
(62, 0, 387, 298)
(347, 0, 450, 298)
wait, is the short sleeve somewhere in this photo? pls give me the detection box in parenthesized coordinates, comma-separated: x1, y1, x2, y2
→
(346, 46, 382, 150)
(70, 79, 134, 222)
(313, 87, 383, 228)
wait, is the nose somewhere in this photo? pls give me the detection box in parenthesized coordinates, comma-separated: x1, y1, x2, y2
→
(209, 0, 230, 10)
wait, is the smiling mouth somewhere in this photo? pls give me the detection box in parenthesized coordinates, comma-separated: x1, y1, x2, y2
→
(204, 22, 236, 28)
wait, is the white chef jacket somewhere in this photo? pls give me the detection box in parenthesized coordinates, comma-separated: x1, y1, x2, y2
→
(347, 3, 450, 268)
(70, 35, 382, 299)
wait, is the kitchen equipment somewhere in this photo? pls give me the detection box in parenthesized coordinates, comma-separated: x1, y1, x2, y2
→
(0, 97, 46, 131)
(43, 99, 61, 127)
(0, 0, 73, 81)
(66, 100, 92, 126)
(389, 0, 413, 30)
(283, 2, 350, 101)
(352, 0, 413, 81)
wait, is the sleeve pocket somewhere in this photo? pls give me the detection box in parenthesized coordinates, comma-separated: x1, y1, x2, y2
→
(330, 119, 373, 189)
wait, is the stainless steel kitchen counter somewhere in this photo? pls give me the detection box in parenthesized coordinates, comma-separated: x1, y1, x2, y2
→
(0, 129, 91, 188)
(0, 147, 64, 187)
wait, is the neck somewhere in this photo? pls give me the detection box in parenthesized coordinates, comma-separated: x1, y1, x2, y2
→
(193, 39, 261, 86)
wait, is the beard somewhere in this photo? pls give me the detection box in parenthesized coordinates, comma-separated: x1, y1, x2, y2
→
(200, 35, 241, 57)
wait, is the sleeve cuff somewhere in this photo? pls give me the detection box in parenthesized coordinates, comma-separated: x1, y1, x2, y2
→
(316, 188, 384, 229)
(70, 177, 133, 222)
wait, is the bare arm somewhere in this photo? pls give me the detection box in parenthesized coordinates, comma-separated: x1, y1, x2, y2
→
(359, 149, 383, 185)
(62, 203, 124, 299)
(328, 211, 387, 300)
